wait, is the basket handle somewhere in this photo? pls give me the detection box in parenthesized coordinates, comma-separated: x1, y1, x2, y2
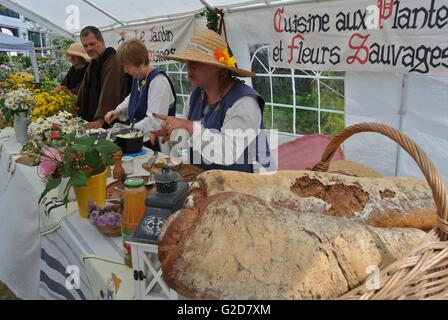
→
(312, 122, 448, 240)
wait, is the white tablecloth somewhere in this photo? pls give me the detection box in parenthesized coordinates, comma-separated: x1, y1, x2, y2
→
(0, 128, 44, 299)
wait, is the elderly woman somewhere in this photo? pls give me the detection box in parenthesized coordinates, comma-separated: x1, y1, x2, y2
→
(59, 43, 90, 95)
(104, 39, 176, 152)
(152, 30, 273, 173)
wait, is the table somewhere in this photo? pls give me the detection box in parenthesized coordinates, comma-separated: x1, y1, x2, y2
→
(40, 213, 133, 300)
(39, 150, 158, 300)
(0, 127, 174, 300)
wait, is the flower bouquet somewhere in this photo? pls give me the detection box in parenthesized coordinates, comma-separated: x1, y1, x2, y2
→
(6, 71, 35, 89)
(28, 111, 86, 147)
(1, 86, 35, 122)
(22, 111, 86, 165)
(88, 201, 122, 237)
(38, 133, 120, 217)
(31, 89, 76, 121)
(1, 86, 35, 143)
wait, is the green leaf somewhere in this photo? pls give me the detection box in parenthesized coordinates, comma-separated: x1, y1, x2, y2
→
(64, 132, 76, 143)
(3, 108, 13, 123)
(62, 160, 73, 177)
(64, 149, 74, 162)
(72, 144, 90, 153)
(74, 136, 95, 147)
(85, 150, 102, 173)
(95, 140, 120, 155)
(39, 177, 62, 204)
(71, 171, 89, 187)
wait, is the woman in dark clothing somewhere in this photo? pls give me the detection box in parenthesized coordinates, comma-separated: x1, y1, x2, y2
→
(60, 43, 90, 95)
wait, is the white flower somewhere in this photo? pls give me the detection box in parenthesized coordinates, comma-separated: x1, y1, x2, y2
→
(4, 87, 34, 114)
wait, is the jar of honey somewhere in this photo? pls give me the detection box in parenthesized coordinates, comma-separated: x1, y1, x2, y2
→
(122, 177, 146, 267)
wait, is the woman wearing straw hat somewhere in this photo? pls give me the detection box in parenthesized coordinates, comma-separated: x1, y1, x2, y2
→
(151, 29, 272, 173)
(104, 39, 177, 153)
(58, 43, 90, 95)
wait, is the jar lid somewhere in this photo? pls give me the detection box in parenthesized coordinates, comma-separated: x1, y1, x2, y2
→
(124, 177, 144, 188)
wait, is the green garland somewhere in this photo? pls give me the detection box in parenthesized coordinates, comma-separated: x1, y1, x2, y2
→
(200, 8, 220, 33)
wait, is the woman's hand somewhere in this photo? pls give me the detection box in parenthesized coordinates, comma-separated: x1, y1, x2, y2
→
(150, 113, 193, 144)
(104, 110, 119, 125)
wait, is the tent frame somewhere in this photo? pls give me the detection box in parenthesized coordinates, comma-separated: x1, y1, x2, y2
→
(0, 0, 318, 37)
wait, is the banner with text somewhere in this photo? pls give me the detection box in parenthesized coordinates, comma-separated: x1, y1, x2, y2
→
(115, 17, 195, 65)
(270, 0, 448, 75)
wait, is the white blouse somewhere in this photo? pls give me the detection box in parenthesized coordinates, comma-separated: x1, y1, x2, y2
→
(116, 74, 175, 134)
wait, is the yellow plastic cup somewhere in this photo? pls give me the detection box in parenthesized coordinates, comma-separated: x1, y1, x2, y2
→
(74, 169, 108, 218)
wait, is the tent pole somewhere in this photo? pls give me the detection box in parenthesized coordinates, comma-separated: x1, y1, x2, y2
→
(81, 0, 124, 26)
(395, 74, 409, 176)
(199, 0, 215, 10)
(224, 0, 321, 13)
(29, 49, 40, 83)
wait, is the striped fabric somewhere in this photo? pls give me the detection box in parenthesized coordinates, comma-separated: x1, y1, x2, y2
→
(40, 213, 132, 300)
(39, 196, 79, 236)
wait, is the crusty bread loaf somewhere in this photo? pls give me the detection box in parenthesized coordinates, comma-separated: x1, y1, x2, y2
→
(186, 170, 437, 230)
(159, 193, 427, 300)
(328, 160, 383, 178)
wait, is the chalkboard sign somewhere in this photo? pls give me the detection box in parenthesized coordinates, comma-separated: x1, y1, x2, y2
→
(129, 208, 172, 245)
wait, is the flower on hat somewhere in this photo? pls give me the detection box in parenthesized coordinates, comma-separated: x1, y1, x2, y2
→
(214, 49, 237, 68)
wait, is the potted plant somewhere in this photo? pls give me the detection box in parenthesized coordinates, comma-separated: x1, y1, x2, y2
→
(88, 201, 122, 237)
(1, 86, 35, 144)
(38, 133, 120, 218)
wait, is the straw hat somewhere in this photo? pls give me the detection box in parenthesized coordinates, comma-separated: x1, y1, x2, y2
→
(158, 29, 255, 78)
(65, 43, 90, 61)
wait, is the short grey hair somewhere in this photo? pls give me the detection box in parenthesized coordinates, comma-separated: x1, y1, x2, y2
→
(80, 26, 103, 41)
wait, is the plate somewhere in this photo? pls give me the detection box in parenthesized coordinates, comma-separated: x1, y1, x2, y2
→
(152, 157, 182, 169)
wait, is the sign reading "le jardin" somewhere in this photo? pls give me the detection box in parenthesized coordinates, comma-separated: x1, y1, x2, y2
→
(115, 17, 195, 65)
(270, 0, 448, 75)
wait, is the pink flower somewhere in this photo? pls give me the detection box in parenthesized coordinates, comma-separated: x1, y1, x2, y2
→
(39, 147, 62, 180)
(50, 131, 60, 140)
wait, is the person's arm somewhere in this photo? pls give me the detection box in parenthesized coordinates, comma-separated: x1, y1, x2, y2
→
(116, 94, 131, 121)
(182, 96, 191, 119)
(190, 96, 262, 165)
(134, 75, 175, 133)
(75, 69, 89, 118)
(70, 82, 81, 95)
(61, 72, 69, 87)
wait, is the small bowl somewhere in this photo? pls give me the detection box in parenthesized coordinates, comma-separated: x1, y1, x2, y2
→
(96, 225, 121, 237)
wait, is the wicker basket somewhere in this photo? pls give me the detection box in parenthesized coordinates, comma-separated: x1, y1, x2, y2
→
(311, 122, 448, 300)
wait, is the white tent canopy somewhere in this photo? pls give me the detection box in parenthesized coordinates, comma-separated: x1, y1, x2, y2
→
(0, 0, 301, 37)
(0, 0, 446, 183)
(0, 32, 40, 81)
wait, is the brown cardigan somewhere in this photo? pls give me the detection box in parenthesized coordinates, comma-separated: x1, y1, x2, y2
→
(76, 51, 130, 121)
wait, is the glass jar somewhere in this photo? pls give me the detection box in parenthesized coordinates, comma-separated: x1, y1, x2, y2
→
(121, 177, 146, 268)
(121, 156, 135, 175)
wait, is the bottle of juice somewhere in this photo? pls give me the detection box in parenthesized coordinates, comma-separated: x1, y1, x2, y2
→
(122, 177, 146, 268)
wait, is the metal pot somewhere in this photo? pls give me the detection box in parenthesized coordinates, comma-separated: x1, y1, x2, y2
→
(114, 128, 144, 155)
